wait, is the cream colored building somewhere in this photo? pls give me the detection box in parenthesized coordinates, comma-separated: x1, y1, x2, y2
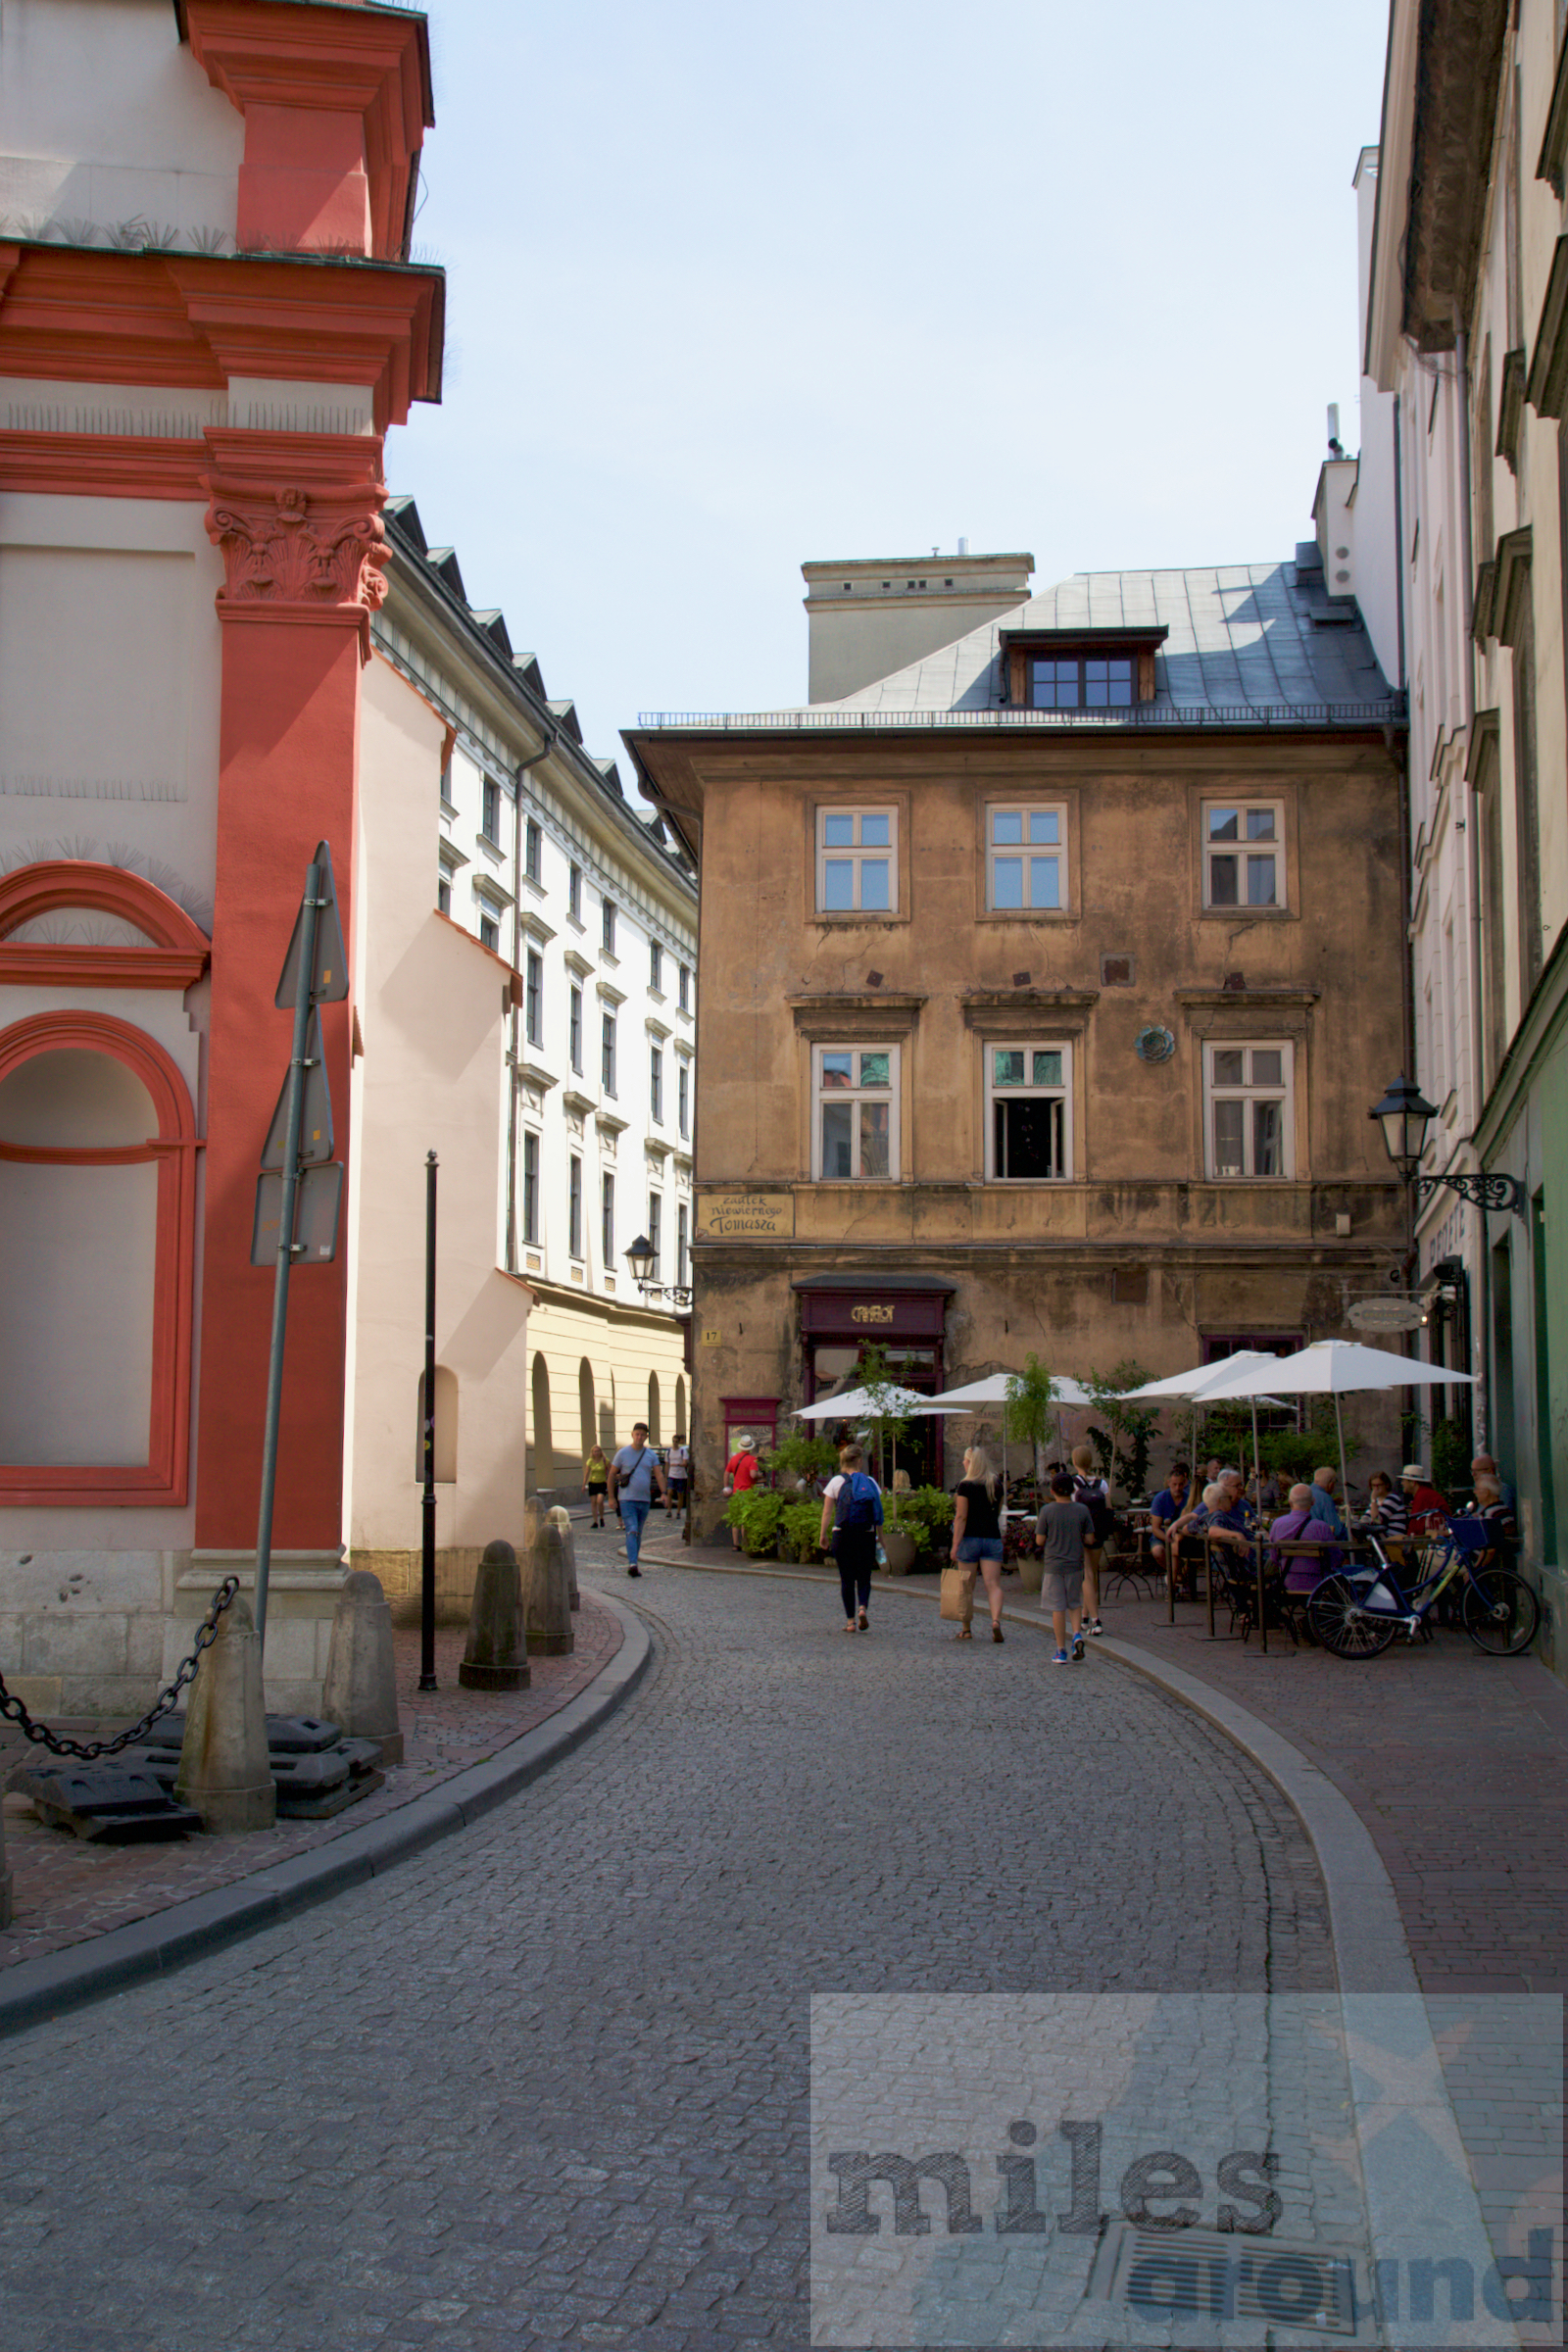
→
(375, 501, 699, 1503)
(1364, 0, 1568, 1663)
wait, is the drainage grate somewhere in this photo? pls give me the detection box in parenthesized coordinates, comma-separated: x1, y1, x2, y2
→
(1090, 2223, 1359, 2335)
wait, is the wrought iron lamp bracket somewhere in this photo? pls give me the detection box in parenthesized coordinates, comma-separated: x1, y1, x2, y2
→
(1413, 1170, 1527, 1219)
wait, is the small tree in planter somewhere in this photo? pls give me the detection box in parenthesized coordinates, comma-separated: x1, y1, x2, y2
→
(857, 1342, 916, 1568)
(1083, 1360, 1159, 1502)
(1004, 1355, 1058, 1489)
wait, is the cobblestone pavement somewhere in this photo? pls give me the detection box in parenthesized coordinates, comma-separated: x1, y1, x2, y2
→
(0, 1603, 621, 1968)
(0, 1537, 1340, 2351)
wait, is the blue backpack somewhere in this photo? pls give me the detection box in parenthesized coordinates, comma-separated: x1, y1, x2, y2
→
(835, 1472, 883, 1534)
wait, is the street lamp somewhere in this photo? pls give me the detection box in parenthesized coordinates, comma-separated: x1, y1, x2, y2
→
(1369, 1074, 1526, 1216)
(623, 1234, 692, 1309)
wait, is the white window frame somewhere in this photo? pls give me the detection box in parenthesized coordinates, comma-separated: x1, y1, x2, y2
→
(650, 1043, 663, 1124)
(648, 1190, 662, 1276)
(478, 911, 500, 955)
(811, 1044, 900, 1181)
(524, 948, 543, 1047)
(986, 802, 1067, 914)
(1201, 799, 1285, 911)
(568, 1153, 583, 1261)
(984, 1042, 1073, 1181)
(815, 806, 898, 915)
(676, 1200, 688, 1286)
(1203, 1041, 1296, 1179)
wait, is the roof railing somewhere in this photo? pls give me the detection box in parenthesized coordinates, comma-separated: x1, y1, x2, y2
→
(633, 696, 1407, 733)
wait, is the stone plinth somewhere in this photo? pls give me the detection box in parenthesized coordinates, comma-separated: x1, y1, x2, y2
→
(175, 1594, 276, 1834)
(459, 1541, 529, 1691)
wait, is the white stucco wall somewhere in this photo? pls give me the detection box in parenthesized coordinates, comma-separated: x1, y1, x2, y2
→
(0, 0, 242, 245)
(348, 656, 532, 1565)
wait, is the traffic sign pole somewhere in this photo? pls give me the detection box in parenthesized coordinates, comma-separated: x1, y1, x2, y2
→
(253, 862, 323, 1646)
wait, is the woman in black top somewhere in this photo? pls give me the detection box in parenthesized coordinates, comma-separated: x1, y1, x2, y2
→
(950, 1444, 1006, 1643)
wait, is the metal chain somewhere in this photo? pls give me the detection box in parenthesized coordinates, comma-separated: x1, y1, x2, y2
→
(0, 1577, 240, 1763)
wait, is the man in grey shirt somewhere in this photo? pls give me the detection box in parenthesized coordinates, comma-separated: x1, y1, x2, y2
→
(1036, 1472, 1095, 1664)
(610, 1421, 667, 1578)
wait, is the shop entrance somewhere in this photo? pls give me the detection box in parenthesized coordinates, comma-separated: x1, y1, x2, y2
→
(795, 1275, 955, 1491)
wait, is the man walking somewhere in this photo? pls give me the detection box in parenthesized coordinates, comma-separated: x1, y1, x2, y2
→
(610, 1421, 667, 1578)
(1036, 1471, 1095, 1664)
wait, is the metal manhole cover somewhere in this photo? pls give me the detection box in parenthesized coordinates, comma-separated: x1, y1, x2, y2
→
(1089, 2222, 1360, 2334)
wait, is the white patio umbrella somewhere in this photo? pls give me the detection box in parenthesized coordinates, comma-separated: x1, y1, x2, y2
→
(1194, 1338, 1477, 1514)
(1114, 1352, 1292, 1500)
(926, 1371, 1099, 1484)
(796, 1382, 969, 1494)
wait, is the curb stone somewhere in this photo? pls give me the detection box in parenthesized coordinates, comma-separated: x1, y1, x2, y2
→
(0, 1588, 652, 2039)
(641, 1544, 1524, 2344)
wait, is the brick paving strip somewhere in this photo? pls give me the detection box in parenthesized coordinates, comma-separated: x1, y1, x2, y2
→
(0, 1593, 647, 2014)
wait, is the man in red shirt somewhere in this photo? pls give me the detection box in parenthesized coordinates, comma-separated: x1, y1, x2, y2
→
(1399, 1464, 1450, 1536)
(724, 1434, 760, 1551)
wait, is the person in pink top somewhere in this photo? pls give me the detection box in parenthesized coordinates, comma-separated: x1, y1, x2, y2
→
(1268, 1484, 1342, 1589)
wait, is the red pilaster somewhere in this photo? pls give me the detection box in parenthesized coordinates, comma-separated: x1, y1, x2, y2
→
(193, 429, 387, 1552)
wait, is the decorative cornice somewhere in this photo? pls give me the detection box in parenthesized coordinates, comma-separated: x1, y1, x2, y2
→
(0, 245, 441, 433)
(1464, 706, 1501, 789)
(0, 860, 210, 994)
(1538, 25, 1568, 199)
(786, 993, 926, 1014)
(1494, 525, 1533, 650)
(0, 429, 209, 501)
(959, 989, 1097, 1018)
(1495, 345, 1527, 473)
(1471, 557, 1497, 645)
(1174, 987, 1321, 1009)
(1527, 233, 1568, 418)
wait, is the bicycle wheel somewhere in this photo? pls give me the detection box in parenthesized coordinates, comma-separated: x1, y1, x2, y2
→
(1461, 1569, 1541, 1656)
(1307, 1573, 1397, 1658)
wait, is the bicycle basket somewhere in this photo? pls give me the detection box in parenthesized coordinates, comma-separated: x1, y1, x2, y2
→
(1443, 1515, 1493, 1554)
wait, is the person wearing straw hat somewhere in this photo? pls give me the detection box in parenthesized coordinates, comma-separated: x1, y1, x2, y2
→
(1399, 1464, 1449, 1537)
(723, 1433, 760, 1552)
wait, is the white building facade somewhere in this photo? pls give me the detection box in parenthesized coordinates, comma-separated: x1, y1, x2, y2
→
(376, 501, 699, 1495)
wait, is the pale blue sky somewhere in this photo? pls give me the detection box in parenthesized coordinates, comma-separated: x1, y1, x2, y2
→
(392, 0, 1391, 779)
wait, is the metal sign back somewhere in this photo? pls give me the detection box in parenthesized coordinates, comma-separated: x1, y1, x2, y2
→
(1348, 1296, 1427, 1333)
(251, 1161, 345, 1267)
(260, 1005, 333, 1169)
(274, 840, 348, 1008)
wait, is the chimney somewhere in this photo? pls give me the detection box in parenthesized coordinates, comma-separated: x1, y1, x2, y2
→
(801, 548, 1035, 703)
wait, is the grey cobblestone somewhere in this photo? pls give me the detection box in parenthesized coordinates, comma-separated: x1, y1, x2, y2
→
(0, 1544, 1336, 2346)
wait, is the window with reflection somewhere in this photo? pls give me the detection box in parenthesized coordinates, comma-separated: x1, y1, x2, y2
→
(813, 1045, 898, 1179)
(1204, 1042, 1294, 1177)
(987, 805, 1065, 910)
(815, 808, 897, 913)
(1204, 802, 1282, 908)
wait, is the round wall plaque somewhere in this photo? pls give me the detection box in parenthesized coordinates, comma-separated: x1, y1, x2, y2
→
(1135, 1025, 1176, 1063)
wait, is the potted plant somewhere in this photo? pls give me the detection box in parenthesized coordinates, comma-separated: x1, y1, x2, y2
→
(857, 1344, 918, 1572)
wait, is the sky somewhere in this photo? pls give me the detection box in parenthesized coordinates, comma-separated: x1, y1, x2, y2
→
(390, 0, 1393, 783)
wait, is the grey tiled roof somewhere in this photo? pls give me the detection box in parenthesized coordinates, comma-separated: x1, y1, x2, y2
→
(824, 556, 1396, 724)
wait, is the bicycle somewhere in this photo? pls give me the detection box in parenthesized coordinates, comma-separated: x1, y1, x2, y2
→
(1306, 1515, 1541, 1660)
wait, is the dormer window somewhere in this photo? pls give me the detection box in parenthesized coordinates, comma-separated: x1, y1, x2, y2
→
(1002, 626, 1166, 710)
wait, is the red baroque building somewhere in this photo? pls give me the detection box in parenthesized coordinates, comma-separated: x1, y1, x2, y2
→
(0, 0, 466, 1714)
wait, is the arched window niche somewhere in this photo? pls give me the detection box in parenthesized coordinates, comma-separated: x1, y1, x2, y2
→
(0, 1009, 200, 1505)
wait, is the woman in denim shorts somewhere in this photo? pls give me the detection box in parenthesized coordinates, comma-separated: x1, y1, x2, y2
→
(950, 1444, 1006, 1643)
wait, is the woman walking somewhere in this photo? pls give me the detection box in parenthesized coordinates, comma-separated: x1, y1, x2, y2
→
(584, 1442, 610, 1529)
(818, 1442, 882, 1633)
(950, 1444, 1006, 1643)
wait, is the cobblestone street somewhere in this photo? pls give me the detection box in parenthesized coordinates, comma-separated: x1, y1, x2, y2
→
(0, 1536, 1340, 2350)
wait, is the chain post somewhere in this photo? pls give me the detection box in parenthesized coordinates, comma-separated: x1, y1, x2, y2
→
(0, 1578, 239, 1762)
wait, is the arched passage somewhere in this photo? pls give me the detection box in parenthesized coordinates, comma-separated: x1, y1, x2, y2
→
(531, 1351, 555, 1490)
(674, 1373, 687, 1436)
(578, 1358, 596, 1456)
(647, 1371, 662, 1444)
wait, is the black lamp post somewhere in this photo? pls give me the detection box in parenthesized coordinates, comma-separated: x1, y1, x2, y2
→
(624, 1233, 692, 1309)
(1369, 1074, 1526, 1216)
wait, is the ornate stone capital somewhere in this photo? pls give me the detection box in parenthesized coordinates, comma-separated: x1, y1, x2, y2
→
(201, 428, 389, 620)
(208, 485, 388, 609)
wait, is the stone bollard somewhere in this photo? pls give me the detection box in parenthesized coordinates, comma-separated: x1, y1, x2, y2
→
(459, 1539, 530, 1690)
(525, 1519, 574, 1656)
(320, 1569, 405, 1766)
(547, 1505, 580, 1612)
(175, 1593, 276, 1833)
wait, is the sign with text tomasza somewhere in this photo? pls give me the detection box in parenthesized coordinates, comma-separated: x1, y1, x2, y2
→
(697, 1190, 796, 1241)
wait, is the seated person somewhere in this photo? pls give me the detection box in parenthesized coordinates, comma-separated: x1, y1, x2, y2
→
(1399, 1464, 1450, 1538)
(1469, 1452, 1517, 1518)
(1363, 1469, 1408, 1542)
(1268, 1483, 1342, 1587)
(1305, 1466, 1348, 1539)
(1198, 1470, 1255, 1561)
(1470, 1476, 1516, 1556)
(1147, 1462, 1192, 1575)
(1248, 1466, 1282, 1514)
